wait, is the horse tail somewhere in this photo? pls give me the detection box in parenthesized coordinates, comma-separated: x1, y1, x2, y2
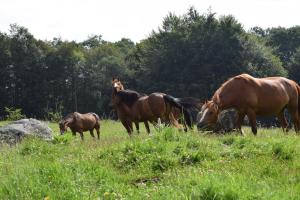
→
(177, 97, 203, 111)
(91, 112, 100, 121)
(163, 95, 193, 129)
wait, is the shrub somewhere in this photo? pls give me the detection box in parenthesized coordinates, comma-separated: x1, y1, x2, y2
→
(4, 107, 26, 121)
(47, 111, 63, 123)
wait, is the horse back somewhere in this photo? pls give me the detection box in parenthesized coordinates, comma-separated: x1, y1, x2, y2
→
(132, 93, 167, 121)
(71, 112, 99, 131)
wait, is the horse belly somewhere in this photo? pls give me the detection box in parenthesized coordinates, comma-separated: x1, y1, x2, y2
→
(256, 88, 289, 116)
(134, 98, 154, 121)
(147, 94, 166, 117)
(81, 119, 96, 131)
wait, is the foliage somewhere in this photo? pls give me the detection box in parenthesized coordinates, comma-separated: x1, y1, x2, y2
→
(0, 9, 299, 118)
(4, 107, 26, 121)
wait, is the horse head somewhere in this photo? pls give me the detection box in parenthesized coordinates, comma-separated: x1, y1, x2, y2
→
(59, 113, 74, 135)
(197, 100, 219, 130)
(59, 120, 68, 135)
(112, 77, 124, 92)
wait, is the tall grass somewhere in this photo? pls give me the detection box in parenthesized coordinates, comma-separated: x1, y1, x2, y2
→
(0, 121, 299, 199)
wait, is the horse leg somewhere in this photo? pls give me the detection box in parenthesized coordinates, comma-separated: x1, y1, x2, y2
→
(135, 122, 140, 134)
(89, 130, 95, 138)
(277, 111, 288, 133)
(168, 112, 183, 131)
(72, 130, 76, 136)
(144, 121, 150, 134)
(121, 120, 132, 136)
(246, 109, 257, 135)
(287, 107, 299, 133)
(236, 112, 245, 136)
(128, 121, 133, 133)
(79, 131, 84, 140)
(95, 127, 100, 140)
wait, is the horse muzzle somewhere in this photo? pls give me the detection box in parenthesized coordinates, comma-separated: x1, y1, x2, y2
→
(197, 122, 212, 131)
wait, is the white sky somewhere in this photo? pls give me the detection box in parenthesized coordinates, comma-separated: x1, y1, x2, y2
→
(0, 0, 299, 42)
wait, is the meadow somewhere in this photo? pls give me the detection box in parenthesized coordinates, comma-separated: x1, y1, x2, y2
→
(0, 120, 300, 200)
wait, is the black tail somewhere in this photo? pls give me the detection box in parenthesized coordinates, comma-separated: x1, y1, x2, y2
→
(177, 97, 203, 111)
(163, 95, 193, 129)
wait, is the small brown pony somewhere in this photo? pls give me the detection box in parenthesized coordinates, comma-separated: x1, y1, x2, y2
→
(59, 112, 100, 140)
(111, 77, 192, 135)
(197, 74, 300, 135)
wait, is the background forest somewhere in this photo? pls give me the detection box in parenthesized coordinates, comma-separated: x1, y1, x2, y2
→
(1, 8, 300, 119)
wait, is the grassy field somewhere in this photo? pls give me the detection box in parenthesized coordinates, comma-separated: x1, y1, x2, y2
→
(0, 120, 300, 200)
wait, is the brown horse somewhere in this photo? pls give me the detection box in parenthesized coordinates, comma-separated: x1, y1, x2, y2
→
(59, 112, 100, 140)
(111, 78, 192, 135)
(197, 74, 300, 135)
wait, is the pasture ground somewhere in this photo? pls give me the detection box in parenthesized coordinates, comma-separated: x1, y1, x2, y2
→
(0, 120, 300, 200)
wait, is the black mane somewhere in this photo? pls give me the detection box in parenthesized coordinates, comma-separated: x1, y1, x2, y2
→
(62, 113, 75, 121)
(116, 89, 145, 107)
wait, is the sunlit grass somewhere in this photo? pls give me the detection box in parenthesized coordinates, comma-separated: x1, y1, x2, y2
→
(0, 120, 299, 199)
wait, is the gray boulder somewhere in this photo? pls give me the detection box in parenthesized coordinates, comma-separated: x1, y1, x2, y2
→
(0, 118, 53, 145)
(197, 108, 248, 133)
(214, 109, 239, 133)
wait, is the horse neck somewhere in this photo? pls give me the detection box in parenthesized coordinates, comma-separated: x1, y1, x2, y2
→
(111, 90, 120, 107)
(64, 116, 74, 127)
(212, 89, 234, 111)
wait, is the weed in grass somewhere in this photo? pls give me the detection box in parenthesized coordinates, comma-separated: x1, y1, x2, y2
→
(272, 143, 294, 161)
(221, 136, 236, 146)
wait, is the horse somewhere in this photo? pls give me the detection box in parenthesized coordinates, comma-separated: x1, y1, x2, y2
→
(111, 77, 192, 135)
(171, 97, 203, 125)
(136, 96, 201, 133)
(59, 112, 100, 140)
(197, 73, 300, 135)
(110, 91, 150, 134)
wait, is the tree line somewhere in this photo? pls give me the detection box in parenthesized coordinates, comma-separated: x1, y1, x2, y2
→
(0, 7, 300, 119)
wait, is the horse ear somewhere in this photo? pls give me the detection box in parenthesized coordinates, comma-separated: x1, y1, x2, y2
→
(214, 103, 219, 110)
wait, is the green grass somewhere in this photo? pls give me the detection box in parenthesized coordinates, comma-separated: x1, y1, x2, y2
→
(0, 121, 300, 199)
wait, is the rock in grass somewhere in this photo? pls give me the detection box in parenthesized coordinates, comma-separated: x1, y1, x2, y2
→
(0, 119, 53, 145)
(214, 109, 239, 133)
(197, 108, 246, 133)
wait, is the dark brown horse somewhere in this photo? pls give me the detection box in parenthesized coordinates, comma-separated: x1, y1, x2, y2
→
(111, 78, 192, 135)
(59, 112, 100, 140)
(197, 74, 300, 135)
(172, 97, 203, 126)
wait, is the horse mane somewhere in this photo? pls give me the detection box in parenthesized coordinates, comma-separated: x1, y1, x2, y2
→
(62, 113, 74, 120)
(61, 113, 77, 124)
(116, 89, 144, 107)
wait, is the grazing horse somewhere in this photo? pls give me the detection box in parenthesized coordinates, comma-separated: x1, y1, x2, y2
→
(59, 112, 100, 140)
(197, 74, 300, 135)
(111, 78, 192, 135)
(172, 97, 203, 126)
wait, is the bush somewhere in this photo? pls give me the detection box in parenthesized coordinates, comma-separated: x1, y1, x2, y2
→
(4, 107, 26, 121)
(47, 111, 63, 122)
